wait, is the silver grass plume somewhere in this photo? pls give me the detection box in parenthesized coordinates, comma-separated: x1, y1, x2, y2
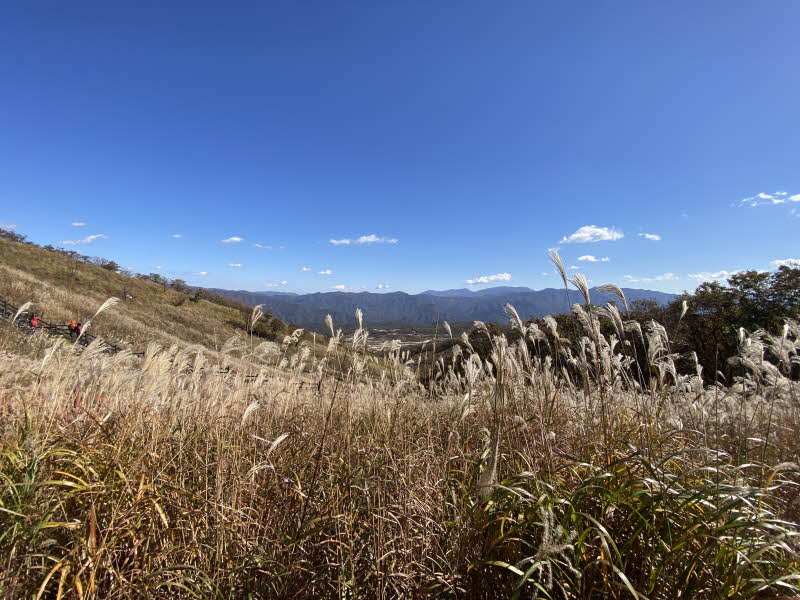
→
(251, 304, 264, 329)
(460, 331, 474, 353)
(679, 299, 689, 321)
(596, 283, 627, 311)
(12, 301, 32, 325)
(598, 303, 625, 341)
(544, 315, 559, 339)
(222, 335, 248, 355)
(325, 314, 334, 337)
(569, 273, 591, 305)
(548, 248, 568, 291)
(516, 506, 579, 591)
(79, 297, 120, 339)
(504, 303, 527, 335)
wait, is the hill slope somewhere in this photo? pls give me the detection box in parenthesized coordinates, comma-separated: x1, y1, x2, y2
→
(0, 236, 310, 357)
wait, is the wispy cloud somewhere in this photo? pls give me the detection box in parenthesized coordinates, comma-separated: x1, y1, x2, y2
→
(569, 265, 580, 270)
(330, 234, 398, 246)
(60, 234, 108, 246)
(739, 191, 799, 207)
(375, 283, 390, 290)
(560, 225, 623, 244)
(227, 263, 243, 268)
(171, 233, 183, 238)
(264, 280, 288, 287)
(153, 265, 163, 270)
(332, 284, 348, 290)
(771, 258, 800, 269)
(623, 273, 678, 283)
(300, 266, 312, 272)
(221, 236, 244, 244)
(196, 271, 208, 276)
(253, 242, 272, 249)
(1, 223, 17, 230)
(688, 270, 738, 281)
(318, 269, 333, 275)
(639, 233, 661, 241)
(577, 255, 609, 262)
(465, 272, 511, 285)
(71, 221, 86, 227)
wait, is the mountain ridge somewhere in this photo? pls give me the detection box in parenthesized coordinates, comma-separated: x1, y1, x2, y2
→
(207, 286, 679, 333)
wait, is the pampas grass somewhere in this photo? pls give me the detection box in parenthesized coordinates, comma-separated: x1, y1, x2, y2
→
(1, 291, 798, 598)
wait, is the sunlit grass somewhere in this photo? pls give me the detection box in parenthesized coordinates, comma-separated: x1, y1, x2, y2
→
(1, 288, 798, 598)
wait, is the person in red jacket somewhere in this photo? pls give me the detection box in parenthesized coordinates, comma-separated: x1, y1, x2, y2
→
(30, 314, 41, 328)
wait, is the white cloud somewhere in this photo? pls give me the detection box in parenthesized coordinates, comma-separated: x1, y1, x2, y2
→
(623, 273, 679, 283)
(771, 258, 800, 269)
(60, 233, 108, 246)
(739, 191, 800, 208)
(264, 280, 288, 288)
(227, 263, 243, 268)
(253, 242, 272, 249)
(171, 233, 183, 238)
(318, 269, 333, 275)
(687, 270, 739, 281)
(569, 265, 580, 270)
(375, 283, 390, 289)
(71, 221, 86, 227)
(196, 271, 208, 276)
(1, 222, 17, 230)
(540, 272, 550, 276)
(465, 272, 512, 285)
(330, 234, 398, 246)
(560, 225, 623, 244)
(332, 284, 348, 290)
(577, 255, 610, 262)
(221, 236, 244, 244)
(300, 266, 312, 272)
(638, 233, 661, 241)
(357, 234, 397, 244)
(153, 265, 163, 270)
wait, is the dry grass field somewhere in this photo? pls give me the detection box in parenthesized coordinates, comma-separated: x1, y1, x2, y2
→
(0, 244, 798, 598)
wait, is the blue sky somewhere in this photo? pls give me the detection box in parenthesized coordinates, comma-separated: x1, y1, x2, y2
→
(2, 1, 798, 294)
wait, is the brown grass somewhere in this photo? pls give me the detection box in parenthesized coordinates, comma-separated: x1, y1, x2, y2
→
(0, 239, 798, 598)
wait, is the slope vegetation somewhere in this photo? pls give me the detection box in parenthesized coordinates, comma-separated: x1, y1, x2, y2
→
(0, 236, 319, 358)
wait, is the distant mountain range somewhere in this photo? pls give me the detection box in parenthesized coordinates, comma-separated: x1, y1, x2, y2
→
(207, 285, 678, 333)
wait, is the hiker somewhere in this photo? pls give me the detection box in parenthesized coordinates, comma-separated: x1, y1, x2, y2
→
(68, 319, 78, 339)
(30, 314, 41, 328)
(75, 322, 83, 338)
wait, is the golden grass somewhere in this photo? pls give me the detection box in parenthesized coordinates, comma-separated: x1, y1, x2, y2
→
(0, 237, 330, 366)
(0, 298, 798, 598)
(1, 238, 798, 597)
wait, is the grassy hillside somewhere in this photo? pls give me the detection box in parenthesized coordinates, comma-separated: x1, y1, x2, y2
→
(1, 235, 798, 598)
(0, 235, 325, 360)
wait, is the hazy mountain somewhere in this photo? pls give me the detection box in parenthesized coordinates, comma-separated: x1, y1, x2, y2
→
(420, 288, 476, 297)
(420, 286, 536, 297)
(208, 286, 678, 333)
